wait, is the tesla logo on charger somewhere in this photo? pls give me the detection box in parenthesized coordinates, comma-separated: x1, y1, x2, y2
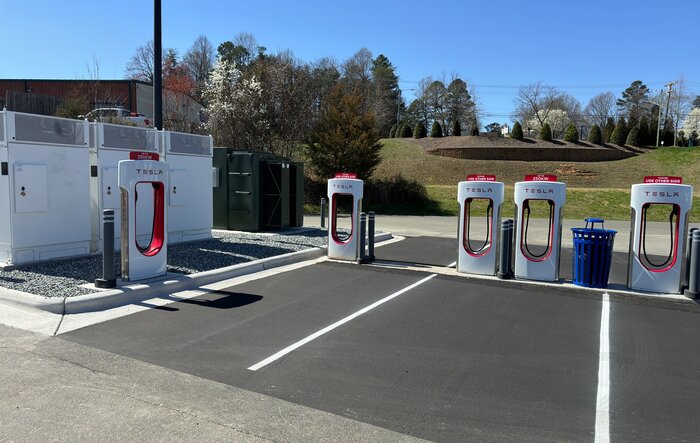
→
(644, 191, 680, 197)
(465, 187, 493, 193)
(130, 151, 160, 161)
(524, 188, 555, 194)
(643, 176, 682, 184)
(525, 174, 557, 182)
(135, 169, 165, 175)
(332, 184, 353, 189)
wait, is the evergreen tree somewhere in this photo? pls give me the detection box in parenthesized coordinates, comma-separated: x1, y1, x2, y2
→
(414, 122, 427, 138)
(400, 123, 413, 138)
(431, 121, 443, 137)
(603, 117, 615, 143)
(511, 121, 524, 140)
(638, 116, 650, 146)
(588, 124, 603, 144)
(451, 120, 461, 136)
(539, 123, 552, 141)
(470, 124, 479, 136)
(564, 122, 579, 142)
(662, 118, 674, 146)
(389, 123, 397, 138)
(306, 85, 382, 180)
(616, 80, 649, 121)
(371, 54, 401, 137)
(611, 118, 628, 145)
(649, 113, 660, 146)
(626, 125, 641, 147)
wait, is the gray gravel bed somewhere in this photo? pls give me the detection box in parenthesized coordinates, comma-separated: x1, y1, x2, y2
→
(0, 229, 328, 298)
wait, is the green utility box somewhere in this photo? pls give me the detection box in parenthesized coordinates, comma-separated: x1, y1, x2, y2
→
(213, 148, 302, 231)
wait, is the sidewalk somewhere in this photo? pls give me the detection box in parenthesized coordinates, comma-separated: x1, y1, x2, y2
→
(304, 215, 698, 253)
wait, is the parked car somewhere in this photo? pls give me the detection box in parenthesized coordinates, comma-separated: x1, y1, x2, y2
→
(80, 108, 152, 127)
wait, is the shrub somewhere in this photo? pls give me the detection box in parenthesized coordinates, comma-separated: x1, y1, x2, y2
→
(626, 124, 641, 146)
(364, 175, 430, 206)
(451, 120, 461, 136)
(399, 123, 413, 138)
(539, 123, 552, 141)
(588, 124, 603, 144)
(564, 123, 579, 142)
(431, 122, 443, 137)
(638, 116, 650, 146)
(603, 117, 615, 143)
(611, 118, 627, 145)
(389, 124, 397, 138)
(511, 121, 524, 140)
(470, 125, 479, 136)
(414, 122, 427, 138)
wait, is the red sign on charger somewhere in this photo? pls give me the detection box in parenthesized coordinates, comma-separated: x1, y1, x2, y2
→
(466, 174, 496, 182)
(130, 151, 160, 161)
(335, 172, 358, 179)
(643, 176, 682, 184)
(525, 174, 557, 182)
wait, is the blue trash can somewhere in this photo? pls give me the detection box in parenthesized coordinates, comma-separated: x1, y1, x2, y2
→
(571, 218, 617, 288)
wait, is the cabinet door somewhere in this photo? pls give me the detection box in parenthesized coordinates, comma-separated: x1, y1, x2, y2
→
(169, 168, 187, 207)
(14, 164, 48, 213)
(101, 166, 119, 209)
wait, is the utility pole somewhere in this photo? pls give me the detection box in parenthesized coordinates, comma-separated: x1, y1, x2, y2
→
(658, 81, 677, 147)
(153, 0, 162, 130)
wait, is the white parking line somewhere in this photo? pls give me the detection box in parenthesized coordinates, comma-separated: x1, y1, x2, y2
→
(595, 293, 610, 443)
(248, 273, 438, 371)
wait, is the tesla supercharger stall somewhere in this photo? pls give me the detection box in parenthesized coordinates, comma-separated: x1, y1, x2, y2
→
(89, 123, 160, 252)
(628, 176, 693, 294)
(0, 111, 91, 266)
(118, 153, 168, 281)
(161, 131, 214, 243)
(457, 175, 505, 275)
(328, 173, 363, 261)
(514, 175, 566, 282)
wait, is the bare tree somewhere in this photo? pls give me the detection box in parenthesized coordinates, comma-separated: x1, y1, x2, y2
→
(341, 48, 373, 110)
(584, 92, 616, 129)
(514, 82, 559, 130)
(125, 41, 155, 82)
(669, 77, 692, 145)
(183, 35, 215, 100)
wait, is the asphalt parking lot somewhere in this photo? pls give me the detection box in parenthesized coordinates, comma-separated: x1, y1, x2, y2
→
(60, 236, 700, 442)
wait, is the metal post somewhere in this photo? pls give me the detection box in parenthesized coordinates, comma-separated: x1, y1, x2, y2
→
(685, 230, 700, 299)
(357, 212, 367, 264)
(368, 211, 376, 262)
(153, 0, 163, 130)
(684, 228, 697, 290)
(95, 209, 117, 288)
(497, 219, 514, 279)
(320, 197, 326, 228)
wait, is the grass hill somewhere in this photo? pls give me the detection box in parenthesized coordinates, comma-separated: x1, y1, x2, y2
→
(365, 138, 700, 221)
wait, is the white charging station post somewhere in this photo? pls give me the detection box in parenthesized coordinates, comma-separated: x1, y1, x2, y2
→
(514, 174, 566, 282)
(628, 176, 693, 294)
(327, 173, 363, 261)
(118, 152, 168, 281)
(457, 174, 504, 275)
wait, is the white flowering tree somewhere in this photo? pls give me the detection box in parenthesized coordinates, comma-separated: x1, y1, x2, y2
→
(527, 109, 570, 139)
(682, 108, 700, 137)
(202, 57, 267, 149)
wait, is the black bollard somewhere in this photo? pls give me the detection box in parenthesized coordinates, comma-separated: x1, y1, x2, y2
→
(685, 230, 700, 299)
(497, 219, 514, 279)
(357, 212, 368, 264)
(684, 228, 697, 290)
(95, 209, 117, 289)
(320, 198, 326, 229)
(368, 211, 376, 262)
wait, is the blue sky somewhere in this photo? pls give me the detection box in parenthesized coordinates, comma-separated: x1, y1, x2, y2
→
(2, 0, 698, 124)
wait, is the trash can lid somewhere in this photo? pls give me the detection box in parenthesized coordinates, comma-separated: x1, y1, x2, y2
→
(585, 217, 604, 224)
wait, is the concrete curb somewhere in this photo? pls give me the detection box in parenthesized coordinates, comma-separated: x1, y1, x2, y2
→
(0, 232, 394, 315)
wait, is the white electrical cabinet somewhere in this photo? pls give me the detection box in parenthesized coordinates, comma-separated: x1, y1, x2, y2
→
(161, 130, 213, 243)
(89, 123, 160, 252)
(0, 111, 91, 266)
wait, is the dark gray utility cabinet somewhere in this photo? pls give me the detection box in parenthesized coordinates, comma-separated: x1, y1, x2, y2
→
(213, 149, 303, 231)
